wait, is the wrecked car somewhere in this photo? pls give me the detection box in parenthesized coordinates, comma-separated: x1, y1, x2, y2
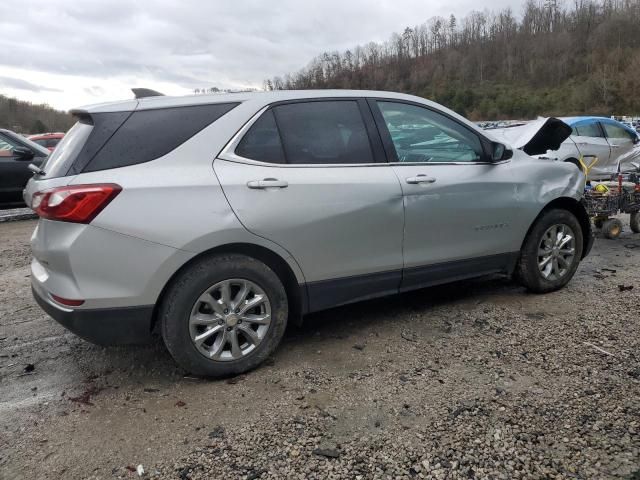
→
(492, 116, 640, 179)
(25, 90, 593, 377)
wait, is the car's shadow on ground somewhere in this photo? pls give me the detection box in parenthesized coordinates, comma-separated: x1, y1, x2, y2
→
(295, 274, 520, 335)
(78, 274, 523, 387)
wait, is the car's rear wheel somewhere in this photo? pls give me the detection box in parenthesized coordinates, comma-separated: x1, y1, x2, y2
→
(515, 209, 584, 293)
(160, 254, 288, 377)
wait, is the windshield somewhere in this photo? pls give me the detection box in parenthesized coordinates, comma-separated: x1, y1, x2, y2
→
(39, 121, 93, 178)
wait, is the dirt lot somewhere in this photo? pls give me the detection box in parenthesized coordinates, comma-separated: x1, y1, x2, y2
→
(1, 219, 639, 479)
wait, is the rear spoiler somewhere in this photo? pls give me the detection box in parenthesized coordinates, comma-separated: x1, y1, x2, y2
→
(131, 88, 165, 99)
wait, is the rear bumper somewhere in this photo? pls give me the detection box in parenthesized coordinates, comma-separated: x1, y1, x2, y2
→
(32, 285, 154, 345)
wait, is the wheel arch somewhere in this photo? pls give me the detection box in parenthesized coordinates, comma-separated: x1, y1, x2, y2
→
(150, 243, 307, 334)
(520, 197, 592, 260)
(564, 157, 580, 168)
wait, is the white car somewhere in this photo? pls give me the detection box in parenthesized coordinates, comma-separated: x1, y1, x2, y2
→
(491, 116, 640, 179)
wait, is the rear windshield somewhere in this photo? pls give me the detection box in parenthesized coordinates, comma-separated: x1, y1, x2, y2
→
(39, 121, 93, 178)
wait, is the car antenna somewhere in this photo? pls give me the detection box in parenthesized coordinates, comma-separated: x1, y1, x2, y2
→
(131, 88, 165, 99)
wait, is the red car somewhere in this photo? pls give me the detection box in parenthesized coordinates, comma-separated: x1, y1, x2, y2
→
(28, 132, 65, 151)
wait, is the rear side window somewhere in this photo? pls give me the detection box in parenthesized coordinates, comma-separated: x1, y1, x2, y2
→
(83, 103, 238, 173)
(273, 101, 374, 164)
(602, 122, 635, 140)
(573, 121, 603, 137)
(235, 110, 285, 163)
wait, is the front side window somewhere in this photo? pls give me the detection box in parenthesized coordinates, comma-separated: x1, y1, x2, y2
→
(273, 101, 374, 164)
(377, 101, 484, 163)
(573, 121, 604, 138)
(602, 122, 635, 140)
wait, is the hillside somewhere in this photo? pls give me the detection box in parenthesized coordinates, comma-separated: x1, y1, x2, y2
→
(266, 0, 640, 120)
(0, 94, 74, 134)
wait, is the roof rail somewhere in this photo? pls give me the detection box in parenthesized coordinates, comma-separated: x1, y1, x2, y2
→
(131, 88, 165, 99)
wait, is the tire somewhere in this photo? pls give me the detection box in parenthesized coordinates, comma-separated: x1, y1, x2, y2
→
(515, 209, 584, 293)
(602, 218, 623, 239)
(631, 212, 640, 234)
(160, 254, 288, 378)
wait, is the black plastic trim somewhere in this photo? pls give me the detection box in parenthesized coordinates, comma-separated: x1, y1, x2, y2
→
(400, 253, 519, 292)
(306, 270, 402, 313)
(304, 252, 519, 313)
(357, 98, 387, 164)
(33, 287, 153, 345)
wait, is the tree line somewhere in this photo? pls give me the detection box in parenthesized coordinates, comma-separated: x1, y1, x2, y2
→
(0, 94, 74, 134)
(265, 0, 640, 120)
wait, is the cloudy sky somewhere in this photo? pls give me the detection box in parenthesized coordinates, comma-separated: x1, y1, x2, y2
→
(1, 0, 520, 111)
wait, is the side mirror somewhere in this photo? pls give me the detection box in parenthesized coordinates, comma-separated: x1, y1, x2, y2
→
(491, 142, 513, 162)
(13, 147, 34, 161)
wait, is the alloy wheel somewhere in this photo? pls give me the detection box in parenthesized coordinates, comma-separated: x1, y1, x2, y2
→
(537, 224, 576, 281)
(189, 278, 271, 361)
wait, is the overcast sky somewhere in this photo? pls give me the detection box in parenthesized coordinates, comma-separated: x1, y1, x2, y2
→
(1, 0, 521, 111)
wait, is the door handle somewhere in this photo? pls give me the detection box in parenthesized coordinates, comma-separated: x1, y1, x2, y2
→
(247, 178, 288, 189)
(406, 174, 436, 185)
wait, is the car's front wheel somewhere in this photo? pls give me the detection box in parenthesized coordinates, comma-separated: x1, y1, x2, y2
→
(515, 209, 584, 293)
(160, 254, 288, 378)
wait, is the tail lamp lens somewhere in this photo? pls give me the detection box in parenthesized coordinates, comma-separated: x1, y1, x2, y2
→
(31, 184, 122, 224)
(50, 294, 85, 307)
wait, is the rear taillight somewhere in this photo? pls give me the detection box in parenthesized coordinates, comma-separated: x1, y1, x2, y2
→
(31, 184, 122, 224)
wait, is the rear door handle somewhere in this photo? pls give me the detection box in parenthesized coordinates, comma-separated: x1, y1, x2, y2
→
(247, 178, 288, 189)
(406, 174, 436, 185)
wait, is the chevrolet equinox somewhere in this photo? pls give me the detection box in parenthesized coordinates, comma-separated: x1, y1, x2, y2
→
(25, 90, 593, 377)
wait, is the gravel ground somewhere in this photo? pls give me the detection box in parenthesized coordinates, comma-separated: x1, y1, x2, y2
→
(1, 219, 639, 479)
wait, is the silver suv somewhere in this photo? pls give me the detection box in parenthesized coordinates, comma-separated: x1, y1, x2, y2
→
(25, 90, 593, 377)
